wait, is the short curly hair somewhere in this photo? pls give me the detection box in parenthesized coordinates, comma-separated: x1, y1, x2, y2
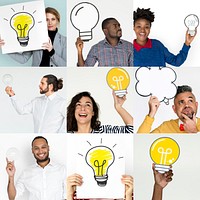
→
(133, 8, 155, 26)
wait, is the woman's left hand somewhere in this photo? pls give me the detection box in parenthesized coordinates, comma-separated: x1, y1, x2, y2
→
(42, 37, 53, 52)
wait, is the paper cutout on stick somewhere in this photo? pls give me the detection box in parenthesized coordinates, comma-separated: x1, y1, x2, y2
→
(150, 137, 180, 173)
(70, 2, 99, 41)
(135, 67, 177, 105)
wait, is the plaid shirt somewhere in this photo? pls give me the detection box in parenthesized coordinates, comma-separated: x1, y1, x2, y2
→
(84, 39, 133, 66)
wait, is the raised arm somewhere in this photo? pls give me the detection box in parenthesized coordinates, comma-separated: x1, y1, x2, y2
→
(152, 163, 173, 200)
(6, 158, 16, 200)
(113, 91, 133, 126)
(75, 37, 85, 66)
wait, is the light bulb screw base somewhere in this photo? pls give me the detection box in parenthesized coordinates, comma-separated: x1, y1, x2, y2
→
(94, 175, 108, 187)
(79, 31, 92, 41)
(17, 36, 29, 47)
(155, 164, 170, 174)
(188, 29, 196, 36)
(114, 90, 126, 97)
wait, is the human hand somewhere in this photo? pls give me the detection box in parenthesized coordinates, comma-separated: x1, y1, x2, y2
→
(5, 86, 15, 97)
(6, 158, 16, 177)
(67, 173, 83, 197)
(75, 37, 84, 53)
(121, 175, 133, 198)
(152, 163, 173, 189)
(0, 36, 5, 47)
(113, 90, 127, 110)
(148, 96, 160, 118)
(42, 37, 53, 52)
(181, 113, 197, 133)
(185, 29, 197, 46)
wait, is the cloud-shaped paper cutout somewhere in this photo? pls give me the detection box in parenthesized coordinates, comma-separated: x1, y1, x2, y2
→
(135, 67, 177, 105)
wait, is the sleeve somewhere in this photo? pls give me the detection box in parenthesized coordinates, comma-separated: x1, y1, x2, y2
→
(10, 96, 34, 115)
(99, 125, 134, 133)
(128, 45, 134, 66)
(51, 36, 66, 66)
(15, 172, 26, 198)
(84, 45, 97, 66)
(163, 43, 190, 67)
(62, 166, 67, 200)
(8, 51, 33, 64)
(196, 118, 200, 132)
(58, 99, 67, 133)
(137, 115, 154, 133)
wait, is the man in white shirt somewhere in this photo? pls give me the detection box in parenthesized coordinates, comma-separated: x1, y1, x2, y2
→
(6, 136, 67, 200)
(5, 74, 66, 133)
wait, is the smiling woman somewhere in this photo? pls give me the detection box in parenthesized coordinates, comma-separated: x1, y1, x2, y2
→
(67, 91, 134, 133)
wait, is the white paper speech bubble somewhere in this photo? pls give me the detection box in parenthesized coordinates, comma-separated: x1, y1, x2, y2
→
(135, 67, 177, 105)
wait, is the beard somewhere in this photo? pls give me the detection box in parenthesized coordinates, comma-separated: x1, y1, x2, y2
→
(40, 86, 49, 94)
(182, 107, 194, 119)
(34, 153, 49, 163)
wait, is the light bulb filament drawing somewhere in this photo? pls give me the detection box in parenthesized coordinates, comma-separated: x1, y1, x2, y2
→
(10, 11, 35, 47)
(94, 160, 107, 178)
(112, 76, 124, 90)
(158, 147, 172, 165)
(184, 14, 199, 36)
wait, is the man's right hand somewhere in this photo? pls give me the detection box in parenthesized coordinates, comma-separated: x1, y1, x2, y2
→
(75, 37, 84, 53)
(6, 158, 16, 177)
(148, 96, 160, 118)
(5, 86, 15, 97)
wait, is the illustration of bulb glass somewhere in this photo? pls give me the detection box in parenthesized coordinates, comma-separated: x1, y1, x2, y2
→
(70, 2, 99, 41)
(106, 67, 130, 97)
(10, 12, 35, 47)
(85, 145, 115, 187)
(2, 74, 13, 86)
(184, 14, 199, 36)
(150, 137, 180, 173)
(6, 147, 20, 162)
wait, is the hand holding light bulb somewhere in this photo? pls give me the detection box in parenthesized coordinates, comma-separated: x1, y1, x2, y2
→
(184, 14, 199, 37)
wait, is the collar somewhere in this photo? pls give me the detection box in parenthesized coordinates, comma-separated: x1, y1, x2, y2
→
(103, 38, 122, 46)
(44, 92, 56, 101)
(134, 38, 152, 51)
(35, 159, 54, 168)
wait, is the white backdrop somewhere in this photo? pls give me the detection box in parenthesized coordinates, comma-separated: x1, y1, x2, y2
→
(0, 67, 67, 133)
(67, 0, 133, 66)
(134, 134, 200, 200)
(133, 0, 200, 67)
(66, 67, 134, 128)
(0, 134, 68, 200)
(134, 67, 200, 132)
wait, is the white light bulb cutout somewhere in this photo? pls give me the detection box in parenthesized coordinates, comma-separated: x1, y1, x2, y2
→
(70, 2, 99, 41)
(2, 74, 13, 86)
(6, 147, 20, 162)
(184, 14, 199, 36)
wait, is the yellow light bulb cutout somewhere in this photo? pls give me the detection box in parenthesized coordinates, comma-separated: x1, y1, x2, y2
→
(85, 145, 115, 187)
(106, 67, 130, 97)
(150, 137, 180, 173)
(10, 12, 35, 47)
